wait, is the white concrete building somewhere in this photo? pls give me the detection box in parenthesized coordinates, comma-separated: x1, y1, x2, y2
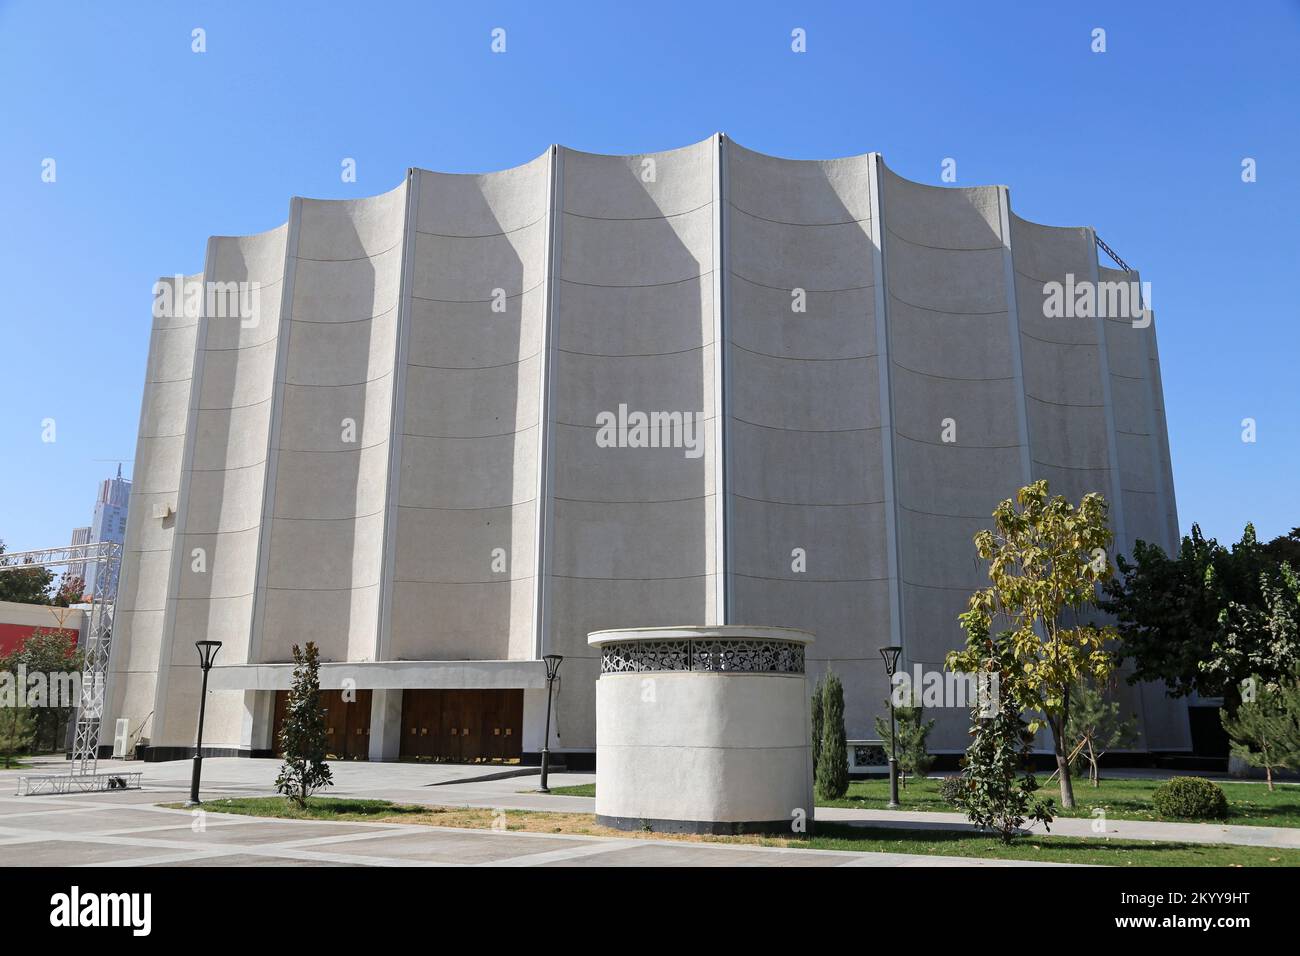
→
(105, 137, 1186, 763)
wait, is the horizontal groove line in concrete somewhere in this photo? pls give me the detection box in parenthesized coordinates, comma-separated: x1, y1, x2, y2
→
(728, 341, 876, 363)
(889, 359, 1015, 383)
(400, 426, 540, 441)
(1030, 458, 1111, 472)
(728, 416, 879, 435)
(892, 432, 1024, 450)
(730, 493, 887, 508)
(728, 271, 874, 295)
(406, 350, 543, 371)
(557, 270, 715, 290)
(726, 201, 872, 229)
(1024, 393, 1104, 408)
(882, 223, 1003, 253)
(414, 212, 547, 240)
(292, 237, 404, 263)
(555, 344, 709, 359)
(288, 303, 399, 325)
(273, 440, 391, 454)
(885, 291, 1007, 316)
(731, 573, 890, 584)
(410, 281, 546, 305)
(560, 199, 713, 222)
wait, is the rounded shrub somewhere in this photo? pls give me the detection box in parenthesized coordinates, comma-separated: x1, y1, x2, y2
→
(1151, 776, 1229, 820)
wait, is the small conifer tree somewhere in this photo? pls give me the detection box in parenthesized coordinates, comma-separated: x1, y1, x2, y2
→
(815, 670, 849, 801)
(1221, 673, 1300, 790)
(875, 696, 935, 789)
(810, 676, 825, 778)
(275, 642, 334, 808)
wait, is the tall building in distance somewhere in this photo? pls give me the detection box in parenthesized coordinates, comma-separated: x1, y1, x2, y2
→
(106, 137, 1185, 764)
(68, 526, 92, 584)
(82, 465, 130, 595)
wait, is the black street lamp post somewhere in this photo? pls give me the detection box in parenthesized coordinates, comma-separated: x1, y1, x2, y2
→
(879, 645, 902, 809)
(538, 654, 563, 793)
(186, 640, 222, 807)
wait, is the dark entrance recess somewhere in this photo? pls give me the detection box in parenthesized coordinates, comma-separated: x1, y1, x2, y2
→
(1188, 705, 1231, 761)
(400, 689, 524, 762)
(272, 689, 372, 761)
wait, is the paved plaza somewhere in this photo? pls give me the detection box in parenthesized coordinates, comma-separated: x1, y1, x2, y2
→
(0, 757, 1058, 868)
(1, 758, 1292, 867)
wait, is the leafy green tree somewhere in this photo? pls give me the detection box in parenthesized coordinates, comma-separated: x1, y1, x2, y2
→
(0, 540, 54, 605)
(1264, 527, 1300, 568)
(1102, 524, 1289, 706)
(52, 574, 85, 608)
(1220, 673, 1300, 790)
(1065, 676, 1137, 787)
(815, 671, 848, 801)
(1203, 563, 1300, 698)
(275, 642, 333, 808)
(16, 629, 83, 752)
(810, 676, 824, 779)
(947, 620, 1054, 843)
(0, 650, 34, 767)
(874, 696, 934, 789)
(948, 480, 1115, 810)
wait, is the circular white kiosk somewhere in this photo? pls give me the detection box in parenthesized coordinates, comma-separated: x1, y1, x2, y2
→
(588, 625, 815, 835)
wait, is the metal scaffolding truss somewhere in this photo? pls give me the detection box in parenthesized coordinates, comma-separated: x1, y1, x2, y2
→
(0, 539, 121, 775)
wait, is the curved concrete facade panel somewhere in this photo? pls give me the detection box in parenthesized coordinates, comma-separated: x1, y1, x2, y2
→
(729, 281, 876, 360)
(107, 273, 201, 748)
(406, 291, 543, 368)
(553, 275, 712, 356)
(560, 144, 712, 218)
(108, 136, 1185, 759)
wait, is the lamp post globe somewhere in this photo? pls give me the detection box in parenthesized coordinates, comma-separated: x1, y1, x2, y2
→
(539, 655, 563, 793)
(879, 646, 902, 809)
(186, 640, 222, 807)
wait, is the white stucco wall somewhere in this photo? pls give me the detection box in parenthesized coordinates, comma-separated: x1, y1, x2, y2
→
(591, 626, 813, 829)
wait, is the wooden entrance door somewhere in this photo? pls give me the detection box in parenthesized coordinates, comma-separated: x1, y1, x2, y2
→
(271, 689, 371, 760)
(401, 688, 438, 759)
(480, 689, 523, 761)
(399, 689, 523, 762)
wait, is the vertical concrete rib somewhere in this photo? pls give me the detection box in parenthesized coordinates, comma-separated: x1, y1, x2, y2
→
(1147, 318, 1181, 551)
(150, 244, 215, 741)
(376, 171, 419, 661)
(248, 199, 302, 664)
(997, 188, 1034, 486)
(533, 145, 561, 658)
(867, 154, 904, 651)
(1136, 310, 1173, 555)
(712, 132, 730, 624)
(1087, 228, 1128, 553)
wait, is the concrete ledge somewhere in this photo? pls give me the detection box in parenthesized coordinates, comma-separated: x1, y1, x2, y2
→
(588, 624, 815, 647)
(207, 659, 549, 691)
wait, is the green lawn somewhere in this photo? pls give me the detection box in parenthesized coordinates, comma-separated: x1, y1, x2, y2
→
(542, 776, 1300, 828)
(822, 776, 1300, 827)
(182, 795, 1300, 866)
(164, 796, 431, 821)
(808, 824, 1299, 866)
(545, 783, 595, 797)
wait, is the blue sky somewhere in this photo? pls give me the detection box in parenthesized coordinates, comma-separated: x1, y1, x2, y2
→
(1, 0, 1296, 554)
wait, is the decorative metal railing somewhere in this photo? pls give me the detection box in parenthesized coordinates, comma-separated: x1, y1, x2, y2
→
(600, 638, 805, 675)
